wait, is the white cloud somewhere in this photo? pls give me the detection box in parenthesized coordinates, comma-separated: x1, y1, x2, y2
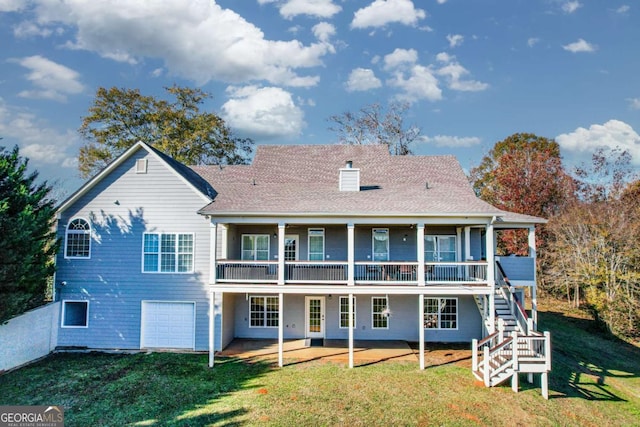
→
(527, 37, 540, 47)
(383, 48, 418, 70)
(351, 0, 426, 29)
(312, 22, 335, 44)
(18, 0, 333, 87)
(0, 0, 25, 12)
(562, 38, 596, 53)
(436, 0, 447, 3)
(562, 1, 582, 14)
(387, 65, 442, 103)
(221, 86, 305, 138)
(275, 0, 342, 19)
(446, 34, 463, 48)
(345, 68, 382, 92)
(13, 21, 64, 38)
(12, 55, 84, 102)
(0, 100, 79, 170)
(418, 134, 481, 148)
(616, 5, 630, 14)
(556, 120, 640, 166)
(628, 98, 640, 110)
(435, 52, 453, 63)
(435, 56, 488, 92)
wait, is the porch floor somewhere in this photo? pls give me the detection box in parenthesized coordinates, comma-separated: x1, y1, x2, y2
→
(219, 339, 472, 367)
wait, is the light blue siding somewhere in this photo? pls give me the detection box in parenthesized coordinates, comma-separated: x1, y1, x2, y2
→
(226, 293, 482, 343)
(497, 256, 535, 281)
(56, 149, 217, 351)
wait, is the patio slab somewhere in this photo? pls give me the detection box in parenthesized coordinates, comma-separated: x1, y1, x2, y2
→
(219, 339, 418, 365)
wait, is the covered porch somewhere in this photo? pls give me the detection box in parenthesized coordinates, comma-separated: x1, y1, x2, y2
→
(218, 338, 471, 367)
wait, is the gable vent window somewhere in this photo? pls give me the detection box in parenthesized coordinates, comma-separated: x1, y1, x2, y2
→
(136, 159, 148, 174)
(339, 161, 360, 191)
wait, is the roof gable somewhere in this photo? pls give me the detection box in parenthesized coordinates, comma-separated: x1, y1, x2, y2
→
(57, 141, 215, 215)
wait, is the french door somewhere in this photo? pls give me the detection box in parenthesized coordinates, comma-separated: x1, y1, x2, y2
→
(305, 296, 325, 338)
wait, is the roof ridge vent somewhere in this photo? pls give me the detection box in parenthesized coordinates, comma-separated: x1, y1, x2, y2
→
(339, 161, 360, 191)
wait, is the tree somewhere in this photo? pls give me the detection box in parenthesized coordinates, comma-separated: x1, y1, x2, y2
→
(543, 149, 640, 337)
(469, 133, 576, 254)
(78, 85, 253, 178)
(327, 102, 420, 155)
(0, 146, 59, 323)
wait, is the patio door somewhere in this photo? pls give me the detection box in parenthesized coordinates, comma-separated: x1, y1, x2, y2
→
(305, 296, 325, 338)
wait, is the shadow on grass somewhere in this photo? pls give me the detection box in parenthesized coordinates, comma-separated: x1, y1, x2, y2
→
(0, 351, 272, 426)
(539, 309, 640, 401)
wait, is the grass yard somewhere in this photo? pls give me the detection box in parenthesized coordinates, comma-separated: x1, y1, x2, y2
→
(1, 300, 639, 426)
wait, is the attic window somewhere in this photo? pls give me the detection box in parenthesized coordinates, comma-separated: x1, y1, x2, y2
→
(136, 159, 148, 174)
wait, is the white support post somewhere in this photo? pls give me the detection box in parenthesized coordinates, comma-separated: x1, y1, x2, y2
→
(209, 291, 215, 368)
(511, 331, 519, 393)
(278, 292, 284, 367)
(417, 223, 425, 286)
(471, 339, 478, 372)
(419, 294, 425, 370)
(532, 285, 538, 330)
(278, 223, 286, 285)
(348, 292, 354, 369)
(483, 346, 490, 387)
(487, 221, 496, 333)
(209, 221, 218, 284)
(347, 224, 355, 286)
(464, 227, 471, 261)
(541, 372, 549, 400)
(529, 226, 538, 327)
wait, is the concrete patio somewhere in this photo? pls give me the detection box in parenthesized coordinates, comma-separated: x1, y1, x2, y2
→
(218, 339, 472, 367)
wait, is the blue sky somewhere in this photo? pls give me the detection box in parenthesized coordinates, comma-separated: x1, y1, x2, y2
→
(1, 0, 639, 197)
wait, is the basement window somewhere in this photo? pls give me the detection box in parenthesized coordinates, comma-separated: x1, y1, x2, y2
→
(62, 300, 89, 328)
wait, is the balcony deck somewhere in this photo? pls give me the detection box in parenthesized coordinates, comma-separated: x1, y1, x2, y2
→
(215, 260, 489, 286)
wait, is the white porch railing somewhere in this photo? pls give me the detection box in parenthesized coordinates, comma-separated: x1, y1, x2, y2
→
(216, 261, 279, 283)
(425, 261, 487, 284)
(285, 261, 348, 283)
(215, 260, 488, 285)
(354, 262, 418, 283)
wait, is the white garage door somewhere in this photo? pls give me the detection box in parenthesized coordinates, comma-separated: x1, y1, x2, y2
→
(141, 301, 195, 349)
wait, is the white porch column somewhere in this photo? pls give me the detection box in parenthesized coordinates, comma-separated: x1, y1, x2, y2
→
(278, 292, 284, 367)
(417, 223, 425, 286)
(419, 294, 425, 370)
(209, 221, 218, 284)
(487, 221, 496, 333)
(464, 227, 471, 260)
(347, 223, 355, 286)
(528, 226, 538, 327)
(348, 292, 354, 369)
(278, 223, 286, 285)
(209, 291, 215, 367)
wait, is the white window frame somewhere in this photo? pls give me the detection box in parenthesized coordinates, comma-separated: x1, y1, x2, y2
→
(308, 228, 325, 261)
(372, 228, 390, 261)
(284, 234, 299, 261)
(425, 235, 457, 262)
(142, 233, 195, 273)
(371, 296, 389, 329)
(64, 218, 91, 259)
(423, 297, 458, 330)
(339, 296, 356, 329)
(61, 300, 89, 328)
(241, 234, 270, 261)
(249, 295, 279, 328)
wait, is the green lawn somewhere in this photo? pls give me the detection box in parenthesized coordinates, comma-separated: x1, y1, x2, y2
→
(1, 301, 639, 426)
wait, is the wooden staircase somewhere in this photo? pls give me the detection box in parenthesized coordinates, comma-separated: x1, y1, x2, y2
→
(472, 262, 552, 398)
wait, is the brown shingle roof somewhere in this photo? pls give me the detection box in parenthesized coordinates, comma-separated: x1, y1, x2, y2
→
(192, 144, 544, 222)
